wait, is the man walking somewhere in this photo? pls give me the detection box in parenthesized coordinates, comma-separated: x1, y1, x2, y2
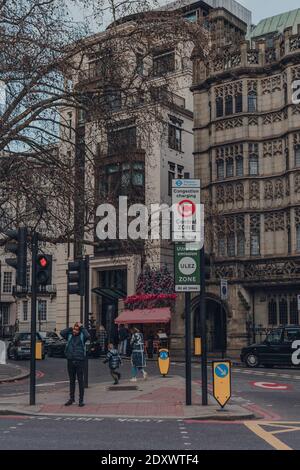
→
(60, 322, 90, 407)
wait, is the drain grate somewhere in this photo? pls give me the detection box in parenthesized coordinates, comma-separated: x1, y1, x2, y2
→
(107, 385, 138, 391)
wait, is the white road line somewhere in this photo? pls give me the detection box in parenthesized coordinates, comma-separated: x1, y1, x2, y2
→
(36, 381, 69, 387)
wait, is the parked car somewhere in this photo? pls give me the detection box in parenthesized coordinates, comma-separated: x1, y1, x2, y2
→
(47, 337, 67, 358)
(47, 336, 101, 358)
(38, 331, 61, 353)
(7, 332, 46, 360)
(241, 325, 300, 368)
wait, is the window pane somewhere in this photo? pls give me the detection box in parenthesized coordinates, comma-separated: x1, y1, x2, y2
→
(153, 51, 175, 77)
(236, 156, 243, 176)
(132, 172, 144, 186)
(217, 160, 224, 180)
(295, 146, 300, 167)
(226, 158, 234, 177)
(268, 300, 277, 326)
(290, 298, 299, 324)
(237, 234, 245, 256)
(225, 95, 233, 116)
(168, 124, 182, 151)
(216, 97, 223, 118)
(227, 235, 235, 257)
(279, 299, 288, 325)
(235, 94, 243, 113)
(23, 301, 28, 322)
(248, 94, 257, 112)
(218, 236, 225, 256)
(251, 233, 260, 255)
(249, 155, 259, 175)
(297, 225, 300, 252)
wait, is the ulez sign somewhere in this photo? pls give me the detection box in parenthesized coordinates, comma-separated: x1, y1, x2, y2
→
(174, 243, 200, 292)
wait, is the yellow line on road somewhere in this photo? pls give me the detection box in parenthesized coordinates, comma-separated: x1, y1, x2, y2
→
(244, 422, 292, 451)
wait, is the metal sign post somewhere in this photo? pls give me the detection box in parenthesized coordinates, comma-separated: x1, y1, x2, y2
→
(200, 247, 208, 406)
(172, 179, 203, 407)
(30, 232, 38, 406)
(84, 255, 89, 388)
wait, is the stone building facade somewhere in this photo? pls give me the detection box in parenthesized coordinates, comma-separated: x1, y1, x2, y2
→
(192, 8, 300, 352)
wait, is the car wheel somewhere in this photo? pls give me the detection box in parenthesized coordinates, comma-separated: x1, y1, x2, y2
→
(245, 353, 259, 368)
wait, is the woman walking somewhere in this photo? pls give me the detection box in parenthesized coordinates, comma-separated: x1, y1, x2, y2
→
(130, 327, 148, 382)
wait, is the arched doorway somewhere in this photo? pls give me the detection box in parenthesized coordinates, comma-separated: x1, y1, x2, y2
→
(192, 295, 227, 353)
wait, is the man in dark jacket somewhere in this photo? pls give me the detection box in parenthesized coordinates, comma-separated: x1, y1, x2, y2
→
(60, 322, 90, 407)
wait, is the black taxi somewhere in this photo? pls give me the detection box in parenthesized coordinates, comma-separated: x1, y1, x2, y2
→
(241, 325, 300, 368)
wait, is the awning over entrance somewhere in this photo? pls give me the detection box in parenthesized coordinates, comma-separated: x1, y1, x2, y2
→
(92, 287, 126, 302)
(115, 307, 171, 325)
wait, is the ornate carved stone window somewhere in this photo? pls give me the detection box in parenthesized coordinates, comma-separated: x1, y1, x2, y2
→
(237, 233, 245, 257)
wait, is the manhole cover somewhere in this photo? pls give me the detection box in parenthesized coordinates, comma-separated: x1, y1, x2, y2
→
(107, 385, 138, 391)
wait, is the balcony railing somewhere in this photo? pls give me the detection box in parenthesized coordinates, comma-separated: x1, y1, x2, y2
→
(12, 285, 57, 296)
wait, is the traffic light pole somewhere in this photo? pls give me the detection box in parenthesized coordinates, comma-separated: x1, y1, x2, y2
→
(200, 247, 208, 406)
(84, 255, 89, 388)
(30, 231, 38, 406)
(185, 292, 192, 406)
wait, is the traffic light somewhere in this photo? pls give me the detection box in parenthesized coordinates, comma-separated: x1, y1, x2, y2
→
(36, 254, 52, 286)
(67, 259, 86, 296)
(5, 227, 27, 287)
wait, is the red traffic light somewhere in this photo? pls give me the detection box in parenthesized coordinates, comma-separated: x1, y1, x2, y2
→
(38, 256, 48, 268)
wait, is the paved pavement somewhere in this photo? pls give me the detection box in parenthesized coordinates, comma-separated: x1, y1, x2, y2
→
(0, 364, 29, 383)
(0, 374, 253, 420)
(2, 358, 300, 449)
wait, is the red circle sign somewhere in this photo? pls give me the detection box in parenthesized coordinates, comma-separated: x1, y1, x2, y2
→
(177, 199, 196, 218)
(251, 381, 291, 390)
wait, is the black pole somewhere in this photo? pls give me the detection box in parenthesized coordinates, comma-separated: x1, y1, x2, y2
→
(200, 247, 208, 406)
(185, 292, 192, 406)
(220, 301, 225, 359)
(84, 255, 89, 388)
(30, 232, 38, 406)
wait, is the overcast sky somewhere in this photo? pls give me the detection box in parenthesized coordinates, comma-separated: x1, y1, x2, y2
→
(70, 0, 300, 32)
(237, 0, 300, 23)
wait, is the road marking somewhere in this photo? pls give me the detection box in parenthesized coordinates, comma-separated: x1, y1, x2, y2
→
(244, 422, 292, 451)
(252, 381, 290, 390)
(36, 381, 69, 387)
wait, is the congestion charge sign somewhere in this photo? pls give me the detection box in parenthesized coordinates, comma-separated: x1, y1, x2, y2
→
(172, 179, 201, 243)
(174, 243, 200, 292)
(212, 361, 232, 408)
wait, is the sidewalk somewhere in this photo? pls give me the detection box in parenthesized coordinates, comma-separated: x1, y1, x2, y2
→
(0, 375, 254, 420)
(0, 363, 29, 383)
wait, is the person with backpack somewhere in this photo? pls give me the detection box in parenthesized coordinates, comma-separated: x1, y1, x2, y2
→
(60, 322, 90, 407)
(103, 343, 122, 385)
